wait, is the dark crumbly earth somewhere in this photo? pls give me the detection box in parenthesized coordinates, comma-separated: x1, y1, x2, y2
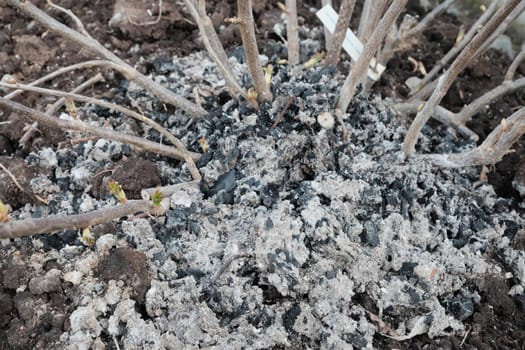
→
(1, 0, 525, 349)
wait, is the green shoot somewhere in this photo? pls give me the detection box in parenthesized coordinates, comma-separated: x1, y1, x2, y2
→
(108, 180, 127, 203)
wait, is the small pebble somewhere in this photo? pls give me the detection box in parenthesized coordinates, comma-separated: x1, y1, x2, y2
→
(317, 112, 335, 129)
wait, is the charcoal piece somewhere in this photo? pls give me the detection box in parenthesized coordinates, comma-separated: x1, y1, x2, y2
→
(282, 303, 301, 333)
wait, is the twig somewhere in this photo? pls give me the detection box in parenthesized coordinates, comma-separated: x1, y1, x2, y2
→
(19, 73, 105, 148)
(397, 77, 525, 138)
(357, 0, 388, 44)
(235, 0, 272, 102)
(0, 97, 200, 162)
(456, 77, 525, 124)
(404, 0, 458, 38)
(505, 44, 525, 81)
(475, 1, 525, 58)
(48, 74, 105, 116)
(321, 0, 333, 50)
(267, 96, 294, 134)
(411, 0, 499, 99)
(1, 81, 201, 180)
(403, 0, 521, 156)
(47, 0, 93, 38)
(4, 60, 120, 100)
(113, 336, 121, 350)
(183, 0, 246, 100)
(336, 0, 407, 112)
(378, 0, 458, 67)
(420, 106, 525, 167)
(46, 0, 93, 38)
(0, 200, 161, 239)
(140, 180, 200, 200)
(394, 100, 478, 140)
(0, 163, 25, 193)
(325, 0, 356, 66)
(459, 324, 471, 348)
(7, 0, 206, 118)
(334, 109, 349, 143)
(285, 0, 300, 65)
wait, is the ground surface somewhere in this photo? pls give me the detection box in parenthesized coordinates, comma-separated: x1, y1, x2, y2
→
(1, 0, 525, 349)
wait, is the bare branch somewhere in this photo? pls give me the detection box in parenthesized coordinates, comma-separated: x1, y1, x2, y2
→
(321, 0, 333, 50)
(7, 0, 206, 117)
(325, 0, 356, 66)
(236, 0, 272, 102)
(505, 45, 525, 81)
(397, 76, 525, 140)
(394, 100, 478, 140)
(4, 60, 119, 100)
(285, 0, 300, 65)
(336, 0, 407, 112)
(1, 82, 185, 150)
(19, 73, 105, 148)
(457, 77, 525, 123)
(2, 81, 202, 180)
(0, 162, 25, 194)
(357, 0, 389, 44)
(411, 0, 499, 99)
(475, 1, 525, 57)
(404, 0, 458, 38)
(183, 0, 246, 100)
(403, 0, 521, 156)
(0, 200, 159, 239)
(420, 106, 525, 167)
(0, 97, 201, 162)
(47, 0, 93, 38)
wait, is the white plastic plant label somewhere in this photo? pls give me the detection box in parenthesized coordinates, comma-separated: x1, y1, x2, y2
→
(316, 4, 386, 81)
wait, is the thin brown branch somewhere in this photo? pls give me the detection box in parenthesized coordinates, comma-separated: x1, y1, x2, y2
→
(505, 45, 525, 81)
(140, 180, 200, 200)
(4, 60, 119, 100)
(378, 0, 458, 67)
(0, 200, 159, 239)
(404, 0, 458, 38)
(475, 1, 525, 58)
(411, 0, 499, 99)
(457, 77, 525, 123)
(266, 96, 294, 134)
(1, 81, 185, 149)
(394, 100, 478, 140)
(183, 0, 246, 100)
(285, 0, 300, 65)
(7, 0, 206, 118)
(397, 77, 525, 138)
(0, 97, 200, 162)
(0, 163, 25, 193)
(336, 0, 407, 112)
(420, 106, 525, 167)
(19, 73, 105, 148)
(357, 0, 388, 44)
(47, 0, 93, 38)
(6, 80, 201, 181)
(236, 0, 272, 102)
(321, 0, 333, 51)
(325, 0, 356, 66)
(402, 0, 521, 156)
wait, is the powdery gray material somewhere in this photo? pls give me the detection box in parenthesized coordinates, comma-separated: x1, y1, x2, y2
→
(28, 268, 62, 294)
(3, 45, 524, 349)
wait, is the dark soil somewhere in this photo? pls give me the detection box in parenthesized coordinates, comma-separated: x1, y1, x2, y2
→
(0, 0, 524, 349)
